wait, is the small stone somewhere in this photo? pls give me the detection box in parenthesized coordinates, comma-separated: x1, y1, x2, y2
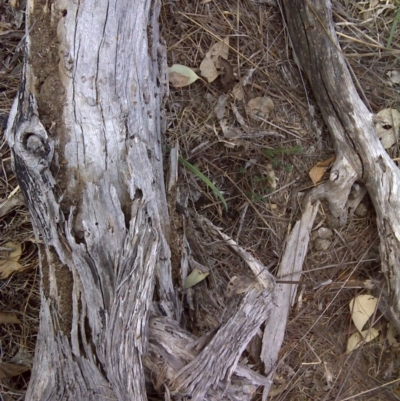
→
(314, 238, 331, 252)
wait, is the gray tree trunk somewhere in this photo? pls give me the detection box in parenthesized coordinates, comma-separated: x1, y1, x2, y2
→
(6, 1, 276, 400)
(7, 0, 175, 399)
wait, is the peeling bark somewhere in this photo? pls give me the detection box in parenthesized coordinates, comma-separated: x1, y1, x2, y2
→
(7, 0, 175, 399)
(6, 1, 276, 400)
(8, 0, 399, 400)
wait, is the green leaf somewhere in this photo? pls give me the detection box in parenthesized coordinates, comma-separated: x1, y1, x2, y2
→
(167, 64, 200, 88)
(184, 267, 210, 289)
(179, 157, 228, 210)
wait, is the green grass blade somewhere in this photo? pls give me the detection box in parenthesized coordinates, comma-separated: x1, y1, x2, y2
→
(387, 6, 400, 49)
(179, 157, 228, 210)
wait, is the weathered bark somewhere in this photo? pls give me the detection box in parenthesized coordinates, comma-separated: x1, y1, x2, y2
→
(281, 0, 400, 330)
(7, 1, 276, 400)
(7, 0, 175, 399)
(261, 201, 319, 400)
(8, 0, 399, 400)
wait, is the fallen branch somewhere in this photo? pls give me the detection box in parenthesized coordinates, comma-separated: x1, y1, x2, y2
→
(281, 0, 400, 330)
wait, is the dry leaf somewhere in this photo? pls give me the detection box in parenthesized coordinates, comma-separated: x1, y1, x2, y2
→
(309, 155, 336, 185)
(184, 267, 209, 289)
(0, 241, 25, 279)
(1, 241, 22, 262)
(207, 37, 229, 63)
(9, 0, 19, 9)
(346, 328, 379, 353)
(0, 260, 26, 279)
(0, 312, 21, 324)
(199, 58, 218, 83)
(349, 294, 378, 332)
(220, 118, 242, 139)
(375, 108, 400, 149)
(0, 362, 30, 379)
(232, 82, 244, 101)
(246, 96, 274, 121)
(167, 64, 200, 88)
(200, 37, 230, 83)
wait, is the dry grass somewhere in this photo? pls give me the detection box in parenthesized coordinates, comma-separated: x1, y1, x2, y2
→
(0, 2, 40, 400)
(1, 0, 400, 399)
(161, 0, 400, 400)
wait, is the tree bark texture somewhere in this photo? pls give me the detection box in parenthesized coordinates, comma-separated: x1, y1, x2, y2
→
(8, 0, 400, 400)
(7, 1, 277, 400)
(7, 0, 175, 399)
(281, 0, 400, 330)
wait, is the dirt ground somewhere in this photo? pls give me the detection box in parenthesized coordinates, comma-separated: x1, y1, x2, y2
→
(1, 0, 400, 400)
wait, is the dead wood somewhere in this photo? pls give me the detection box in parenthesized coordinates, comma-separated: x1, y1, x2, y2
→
(147, 285, 273, 401)
(281, 0, 400, 330)
(6, 0, 175, 399)
(7, 0, 399, 399)
(145, 316, 271, 401)
(261, 201, 319, 400)
(6, 0, 277, 400)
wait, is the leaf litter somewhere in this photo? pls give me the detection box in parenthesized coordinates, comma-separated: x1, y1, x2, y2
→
(162, 0, 400, 399)
(199, 36, 230, 83)
(346, 294, 380, 353)
(1, 0, 400, 399)
(168, 64, 200, 88)
(0, 3, 40, 393)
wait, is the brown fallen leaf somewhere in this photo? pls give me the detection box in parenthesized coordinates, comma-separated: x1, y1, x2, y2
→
(0, 362, 30, 379)
(0, 260, 27, 280)
(232, 82, 244, 101)
(0, 241, 26, 279)
(0, 312, 21, 324)
(375, 108, 400, 149)
(309, 155, 336, 185)
(200, 37, 230, 83)
(1, 241, 22, 262)
(246, 96, 274, 121)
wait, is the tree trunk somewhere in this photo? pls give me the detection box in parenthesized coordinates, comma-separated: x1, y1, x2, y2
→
(7, 0, 175, 399)
(7, 1, 276, 400)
